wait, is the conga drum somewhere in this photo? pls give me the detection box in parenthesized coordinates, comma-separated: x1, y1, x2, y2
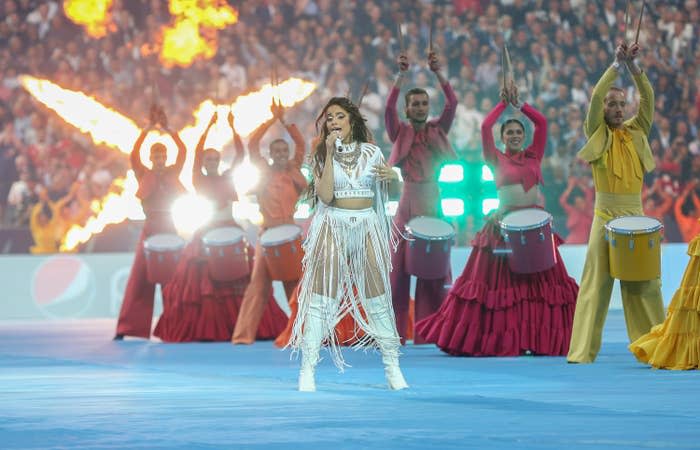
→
(499, 208, 557, 274)
(605, 215, 663, 281)
(260, 224, 304, 281)
(404, 216, 455, 280)
(202, 227, 250, 282)
(143, 233, 186, 285)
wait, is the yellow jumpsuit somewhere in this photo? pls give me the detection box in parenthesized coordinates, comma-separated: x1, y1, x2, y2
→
(629, 229, 700, 369)
(566, 66, 665, 363)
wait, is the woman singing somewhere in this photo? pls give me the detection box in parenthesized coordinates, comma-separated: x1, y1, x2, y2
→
(289, 97, 408, 391)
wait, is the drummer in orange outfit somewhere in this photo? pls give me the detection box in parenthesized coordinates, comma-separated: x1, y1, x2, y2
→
(232, 101, 308, 344)
(115, 105, 186, 340)
(673, 180, 700, 242)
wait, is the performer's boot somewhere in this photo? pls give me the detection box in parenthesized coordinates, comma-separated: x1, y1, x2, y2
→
(298, 295, 328, 392)
(363, 295, 409, 390)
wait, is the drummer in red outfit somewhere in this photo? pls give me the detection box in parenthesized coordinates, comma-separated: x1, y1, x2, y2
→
(416, 83, 579, 356)
(231, 102, 308, 345)
(559, 178, 594, 244)
(386, 50, 458, 344)
(154, 111, 287, 342)
(115, 106, 186, 340)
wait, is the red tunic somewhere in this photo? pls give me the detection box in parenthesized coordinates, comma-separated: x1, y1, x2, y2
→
(481, 102, 546, 191)
(385, 80, 458, 343)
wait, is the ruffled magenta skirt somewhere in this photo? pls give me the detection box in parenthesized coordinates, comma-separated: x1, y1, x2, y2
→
(154, 226, 287, 342)
(416, 209, 578, 356)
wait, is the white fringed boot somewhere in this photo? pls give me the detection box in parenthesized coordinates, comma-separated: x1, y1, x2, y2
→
(363, 295, 409, 390)
(298, 295, 328, 392)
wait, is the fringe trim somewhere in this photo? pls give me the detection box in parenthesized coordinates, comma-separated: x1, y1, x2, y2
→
(287, 204, 400, 370)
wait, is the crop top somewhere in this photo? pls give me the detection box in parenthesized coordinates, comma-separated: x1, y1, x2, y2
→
(331, 142, 385, 199)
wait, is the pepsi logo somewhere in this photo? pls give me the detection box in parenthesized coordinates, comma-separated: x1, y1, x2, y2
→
(31, 255, 96, 318)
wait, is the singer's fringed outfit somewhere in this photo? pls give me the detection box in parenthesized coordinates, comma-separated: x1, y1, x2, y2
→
(288, 143, 403, 371)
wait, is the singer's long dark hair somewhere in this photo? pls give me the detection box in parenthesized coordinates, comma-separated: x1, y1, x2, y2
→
(304, 97, 373, 203)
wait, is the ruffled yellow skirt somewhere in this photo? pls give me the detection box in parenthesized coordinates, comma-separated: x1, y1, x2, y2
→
(629, 234, 700, 369)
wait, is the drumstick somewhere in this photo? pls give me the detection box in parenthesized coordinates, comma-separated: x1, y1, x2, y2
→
(634, 0, 646, 45)
(504, 44, 514, 83)
(357, 79, 370, 108)
(501, 46, 507, 94)
(428, 18, 434, 53)
(623, 0, 631, 39)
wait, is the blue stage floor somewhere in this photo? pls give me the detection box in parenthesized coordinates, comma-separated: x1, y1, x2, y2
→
(1, 310, 698, 450)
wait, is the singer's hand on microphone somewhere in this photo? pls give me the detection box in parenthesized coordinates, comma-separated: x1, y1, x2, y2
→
(325, 131, 340, 156)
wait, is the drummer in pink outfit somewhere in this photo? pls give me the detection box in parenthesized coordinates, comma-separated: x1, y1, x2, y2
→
(416, 83, 579, 356)
(386, 50, 458, 344)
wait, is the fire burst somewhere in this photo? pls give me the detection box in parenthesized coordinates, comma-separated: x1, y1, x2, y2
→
(63, 0, 115, 38)
(156, 0, 238, 68)
(21, 76, 316, 251)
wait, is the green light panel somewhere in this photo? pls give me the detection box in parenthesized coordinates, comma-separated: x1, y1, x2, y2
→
(481, 165, 494, 181)
(438, 164, 464, 183)
(442, 198, 465, 217)
(481, 198, 499, 215)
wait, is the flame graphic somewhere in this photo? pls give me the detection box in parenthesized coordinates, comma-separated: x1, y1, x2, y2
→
(157, 0, 238, 68)
(63, 0, 115, 38)
(20, 76, 316, 250)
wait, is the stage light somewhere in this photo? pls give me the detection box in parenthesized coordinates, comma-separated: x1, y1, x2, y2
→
(438, 164, 464, 183)
(294, 203, 311, 219)
(482, 198, 499, 215)
(232, 199, 263, 225)
(385, 200, 399, 216)
(172, 194, 213, 239)
(481, 165, 494, 181)
(231, 160, 260, 194)
(300, 165, 311, 181)
(393, 167, 403, 182)
(441, 198, 464, 217)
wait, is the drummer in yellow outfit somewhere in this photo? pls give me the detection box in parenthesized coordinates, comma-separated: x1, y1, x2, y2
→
(566, 43, 665, 364)
(629, 225, 700, 369)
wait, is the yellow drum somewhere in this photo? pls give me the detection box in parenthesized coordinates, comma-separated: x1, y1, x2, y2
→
(605, 216, 663, 281)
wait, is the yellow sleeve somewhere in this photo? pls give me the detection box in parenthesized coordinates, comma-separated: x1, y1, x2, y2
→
(29, 203, 42, 231)
(628, 72, 654, 136)
(584, 66, 618, 138)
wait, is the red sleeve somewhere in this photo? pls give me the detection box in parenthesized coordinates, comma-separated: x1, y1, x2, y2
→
(436, 81, 458, 134)
(384, 87, 401, 143)
(481, 102, 507, 164)
(521, 103, 547, 161)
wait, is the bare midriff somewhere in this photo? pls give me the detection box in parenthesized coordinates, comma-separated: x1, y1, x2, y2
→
(498, 184, 540, 209)
(333, 197, 374, 210)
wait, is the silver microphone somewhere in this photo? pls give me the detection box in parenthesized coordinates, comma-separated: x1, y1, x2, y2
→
(335, 137, 343, 152)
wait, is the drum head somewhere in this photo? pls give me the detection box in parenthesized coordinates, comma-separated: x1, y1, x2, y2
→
(202, 227, 245, 246)
(405, 216, 455, 240)
(500, 208, 552, 231)
(260, 224, 302, 246)
(606, 216, 663, 234)
(144, 233, 185, 251)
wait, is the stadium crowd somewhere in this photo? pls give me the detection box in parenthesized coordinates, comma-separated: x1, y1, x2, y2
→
(0, 0, 698, 252)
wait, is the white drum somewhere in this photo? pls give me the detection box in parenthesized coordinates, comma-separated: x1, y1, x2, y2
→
(405, 216, 455, 279)
(143, 233, 186, 284)
(202, 226, 250, 281)
(499, 208, 556, 274)
(605, 215, 663, 281)
(260, 224, 304, 281)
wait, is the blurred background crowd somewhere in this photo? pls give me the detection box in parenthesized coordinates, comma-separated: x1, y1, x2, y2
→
(0, 0, 698, 253)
